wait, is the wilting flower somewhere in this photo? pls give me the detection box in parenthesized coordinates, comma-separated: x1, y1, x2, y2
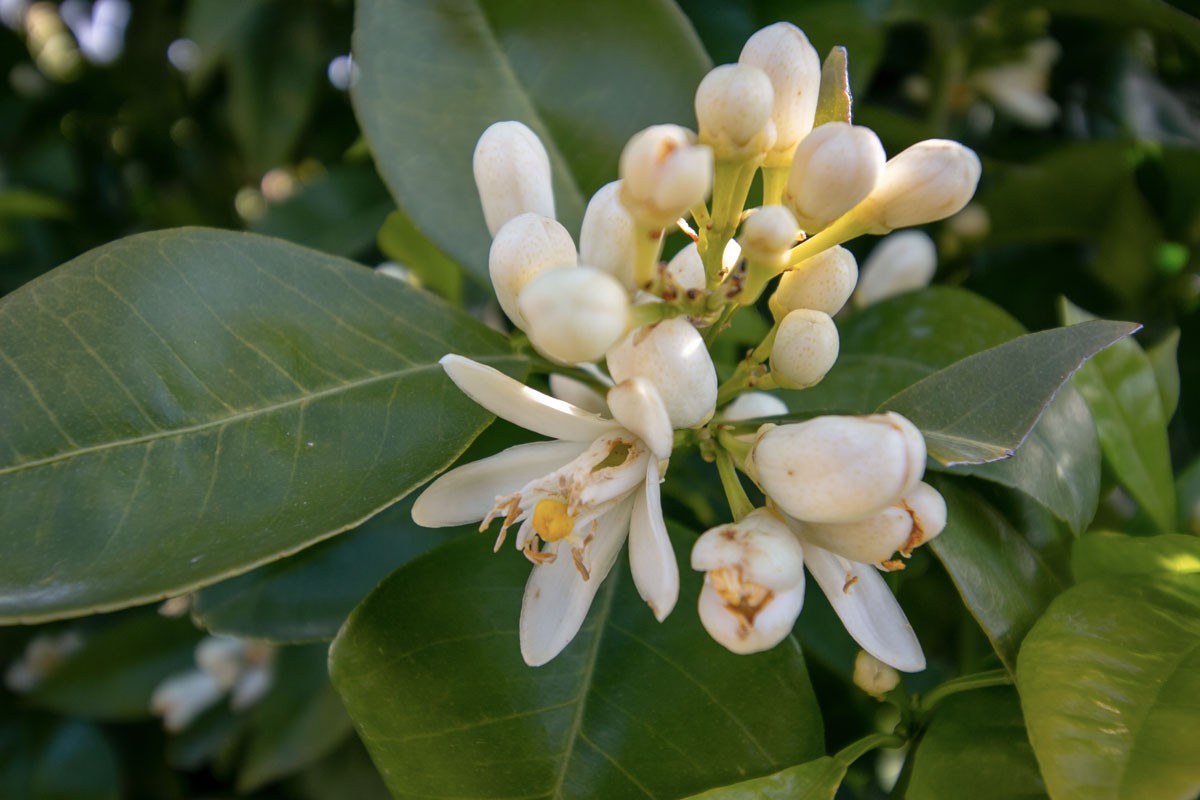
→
(412, 355, 679, 666)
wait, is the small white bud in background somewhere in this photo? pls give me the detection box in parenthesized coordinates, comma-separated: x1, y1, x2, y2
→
(579, 181, 637, 289)
(792, 481, 947, 566)
(195, 636, 247, 690)
(857, 140, 981, 233)
(785, 122, 885, 232)
(972, 39, 1060, 129)
(948, 203, 990, 240)
(854, 650, 901, 698)
(853, 230, 938, 308)
(607, 317, 718, 428)
(771, 246, 858, 318)
(721, 391, 788, 422)
(473, 121, 556, 236)
(748, 412, 927, 523)
(519, 266, 631, 364)
(151, 670, 224, 732)
(4, 630, 84, 693)
(692, 509, 807, 654)
(738, 22, 821, 166)
(619, 125, 713, 229)
(695, 63, 777, 160)
(770, 309, 839, 389)
(739, 205, 799, 271)
(488, 213, 577, 330)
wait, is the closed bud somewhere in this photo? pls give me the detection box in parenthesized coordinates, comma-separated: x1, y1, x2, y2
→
(785, 122, 884, 232)
(853, 230, 937, 308)
(740, 205, 799, 271)
(488, 213, 577, 330)
(579, 181, 637, 289)
(738, 22, 821, 166)
(695, 63, 776, 160)
(619, 125, 713, 229)
(607, 317, 717, 428)
(857, 140, 981, 233)
(473, 121, 555, 236)
(666, 240, 742, 293)
(792, 481, 947, 566)
(519, 266, 630, 364)
(692, 509, 806, 654)
(770, 309, 839, 389)
(748, 412, 926, 523)
(771, 245, 857, 318)
(721, 391, 788, 422)
(854, 651, 901, 698)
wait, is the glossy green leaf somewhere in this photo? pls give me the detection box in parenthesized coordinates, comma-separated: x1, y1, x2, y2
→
(907, 687, 1046, 800)
(352, 0, 710, 281)
(1060, 300, 1175, 532)
(927, 478, 1064, 673)
(1070, 531, 1200, 583)
(0, 716, 119, 800)
(881, 319, 1138, 465)
(0, 228, 523, 623)
(27, 611, 202, 720)
(239, 644, 354, 791)
(377, 207, 464, 302)
(1017, 573, 1200, 800)
(1147, 329, 1181, 421)
(331, 532, 824, 799)
(683, 756, 843, 800)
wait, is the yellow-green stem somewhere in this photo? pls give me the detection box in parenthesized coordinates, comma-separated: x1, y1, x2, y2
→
(715, 446, 754, 521)
(784, 212, 867, 268)
(761, 165, 788, 206)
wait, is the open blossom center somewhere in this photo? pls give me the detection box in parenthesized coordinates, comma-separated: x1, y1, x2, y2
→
(709, 565, 774, 631)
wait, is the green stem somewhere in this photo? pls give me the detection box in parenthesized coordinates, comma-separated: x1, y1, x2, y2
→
(834, 732, 906, 766)
(784, 212, 867, 268)
(715, 447, 754, 521)
(916, 669, 1013, 715)
(633, 225, 664, 291)
(702, 303, 739, 347)
(761, 165, 787, 206)
(713, 320, 779, 405)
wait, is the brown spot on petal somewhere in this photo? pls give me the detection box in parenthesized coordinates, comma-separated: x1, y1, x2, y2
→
(843, 574, 859, 593)
(898, 499, 925, 557)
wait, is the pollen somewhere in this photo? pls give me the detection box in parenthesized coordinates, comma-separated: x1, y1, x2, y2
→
(532, 499, 575, 542)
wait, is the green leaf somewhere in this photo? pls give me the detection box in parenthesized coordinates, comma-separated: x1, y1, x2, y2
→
(682, 756, 843, 800)
(1060, 300, 1175, 533)
(1147, 329, 1181, 421)
(1017, 573, 1200, 800)
(27, 611, 202, 720)
(907, 687, 1046, 800)
(927, 478, 1064, 673)
(238, 644, 354, 791)
(180, 0, 267, 90)
(1070, 531, 1200, 583)
(352, 0, 711, 282)
(993, 0, 1200, 54)
(0, 189, 72, 221)
(880, 319, 1139, 465)
(1177, 456, 1200, 535)
(291, 738, 391, 800)
(377, 207, 464, 303)
(0, 716, 119, 800)
(331, 532, 824, 798)
(0, 228, 523, 623)
(813, 47, 851, 127)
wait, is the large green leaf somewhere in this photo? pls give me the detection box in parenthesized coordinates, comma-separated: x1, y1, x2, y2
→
(1070, 531, 1200, 583)
(352, 0, 711, 282)
(1017, 572, 1200, 800)
(682, 755, 843, 800)
(0, 228, 522, 623)
(1060, 300, 1175, 533)
(907, 687, 1046, 800)
(330, 532, 824, 799)
(928, 479, 1064, 673)
(881, 319, 1138, 465)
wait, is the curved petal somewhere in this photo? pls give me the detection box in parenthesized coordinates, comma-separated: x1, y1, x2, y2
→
(519, 497, 634, 666)
(628, 460, 678, 621)
(549, 374, 609, 416)
(441, 355, 617, 441)
(412, 440, 589, 527)
(804, 544, 926, 672)
(606, 377, 673, 460)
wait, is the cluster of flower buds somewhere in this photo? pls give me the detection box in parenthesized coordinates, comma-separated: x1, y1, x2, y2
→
(416, 19, 980, 672)
(150, 636, 275, 732)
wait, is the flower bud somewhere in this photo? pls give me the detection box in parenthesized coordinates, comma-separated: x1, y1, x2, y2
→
(785, 122, 885, 232)
(738, 22, 821, 166)
(853, 230, 937, 308)
(579, 181, 637, 289)
(488, 213, 577, 329)
(770, 309, 839, 389)
(857, 140, 981, 233)
(619, 125, 713, 229)
(739, 205, 799, 271)
(748, 412, 926, 523)
(695, 63, 776, 160)
(770, 245, 857, 318)
(666, 240, 742, 293)
(793, 481, 946, 566)
(606, 317, 717, 428)
(151, 670, 224, 732)
(196, 636, 247, 690)
(721, 391, 788, 422)
(854, 651, 901, 698)
(519, 266, 631, 364)
(692, 509, 806, 654)
(473, 121, 555, 236)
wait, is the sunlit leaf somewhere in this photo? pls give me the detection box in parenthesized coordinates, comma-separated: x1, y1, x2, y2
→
(1070, 531, 1200, 583)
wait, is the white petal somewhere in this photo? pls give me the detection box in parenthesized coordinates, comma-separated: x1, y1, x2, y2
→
(412, 440, 589, 527)
(697, 581, 803, 655)
(519, 498, 634, 666)
(441, 355, 617, 441)
(150, 670, 224, 732)
(606, 377, 673, 460)
(549, 374, 609, 416)
(628, 460, 677, 621)
(804, 544, 926, 672)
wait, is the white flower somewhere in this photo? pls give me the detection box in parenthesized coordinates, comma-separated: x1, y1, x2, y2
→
(473, 121, 555, 236)
(785, 122, 885, 233)
(4, 630, 84, 693)
(853, 230, 938, 309)
(618, 125, 714, 229)
(411, 355, 678, 666)
(770, 245, 858, 318)
(695, 63, 777, 160)
(518, 266, 631, 364)
(606, 318, 719, 429)
(770, 308, 839, 389)
(150, 636, 276, 732)
(738, 22, 821, 167)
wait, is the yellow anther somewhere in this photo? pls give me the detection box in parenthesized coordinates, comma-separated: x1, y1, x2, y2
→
(532, 499, 575, 542)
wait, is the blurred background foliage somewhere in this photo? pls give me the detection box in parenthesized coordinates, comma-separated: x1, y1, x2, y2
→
(1, 0, 1198, 797)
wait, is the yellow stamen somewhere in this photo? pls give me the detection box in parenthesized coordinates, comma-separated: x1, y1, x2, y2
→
(532, 499, 575, 542)
(709, 566, 773, 630)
